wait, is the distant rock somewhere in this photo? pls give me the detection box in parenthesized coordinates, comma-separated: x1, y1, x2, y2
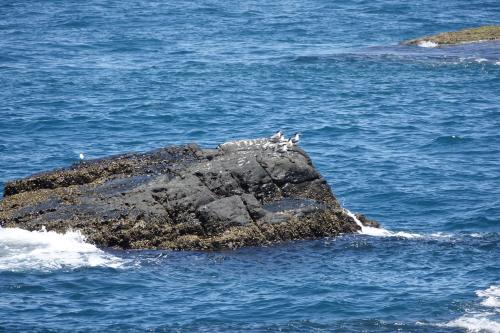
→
(0, 138, 377, 250)
(403, 25, 500, 46)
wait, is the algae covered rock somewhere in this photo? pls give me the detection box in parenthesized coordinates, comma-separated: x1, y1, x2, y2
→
(403, 25, 500, 46)
(0, 138, 376, 250)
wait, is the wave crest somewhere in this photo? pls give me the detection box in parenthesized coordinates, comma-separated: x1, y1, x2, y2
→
(442, 285, 500, 333)
(0, 227, 124, 272)
(417, 40, 439, 48)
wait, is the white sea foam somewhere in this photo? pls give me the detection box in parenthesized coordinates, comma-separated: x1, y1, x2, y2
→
(0, 227, 124, 271)
(441, 285, 500, 333)
(477, 286, 500, 309)
(343, 208, 423, 239)
(343, 208, 462, 240)
(444, 315, 500, 333)
(454, 57, 496, 65)
(417, 40, 438, 48)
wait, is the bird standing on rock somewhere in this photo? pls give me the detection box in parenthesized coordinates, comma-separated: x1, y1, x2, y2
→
(266, 130, 299, 153)
(270, 130, 283, 143)
(277, 142, 288, 153)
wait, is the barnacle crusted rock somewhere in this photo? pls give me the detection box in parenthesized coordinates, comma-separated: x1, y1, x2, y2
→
(0, 139, 377, 250)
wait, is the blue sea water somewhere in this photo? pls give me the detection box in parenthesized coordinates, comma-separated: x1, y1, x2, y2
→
(1, 0, 499, 332)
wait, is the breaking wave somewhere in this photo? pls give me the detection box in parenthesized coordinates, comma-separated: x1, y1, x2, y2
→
(441, 285, 500, 333)
(344, 208, 425, 239)
(0, 227, 124, 272)
(343, 208, 488, 241)
(417, 40, 439, 48)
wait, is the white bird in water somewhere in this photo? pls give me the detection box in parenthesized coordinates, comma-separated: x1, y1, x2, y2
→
(270, 130, 283, 143)
(79, 153, 85, 160)
(291, 132, 300, 144)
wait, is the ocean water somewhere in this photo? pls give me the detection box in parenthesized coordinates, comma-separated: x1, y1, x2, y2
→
(1, 0, 499, 332)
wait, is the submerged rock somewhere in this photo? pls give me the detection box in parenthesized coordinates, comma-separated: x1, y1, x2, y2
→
(403, 25, 500, 46)
(0, 139, 376, 250)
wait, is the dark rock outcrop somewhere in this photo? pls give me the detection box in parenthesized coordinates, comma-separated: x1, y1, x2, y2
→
(403, 25, 500, 46)
(0, 139, 376, 250)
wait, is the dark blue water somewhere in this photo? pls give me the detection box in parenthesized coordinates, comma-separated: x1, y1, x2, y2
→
(1, 0, 499, 332)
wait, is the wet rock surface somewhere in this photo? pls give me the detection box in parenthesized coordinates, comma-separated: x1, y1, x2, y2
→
(0, 139, 376, 250)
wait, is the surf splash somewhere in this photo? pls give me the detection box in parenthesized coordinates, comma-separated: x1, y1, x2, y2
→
(478, 286, 500, 309)
(417, 40, 439, 48)
(343, 208, 423, 238)
(0, 227, 124, 272)
(442, 285, 500, 333)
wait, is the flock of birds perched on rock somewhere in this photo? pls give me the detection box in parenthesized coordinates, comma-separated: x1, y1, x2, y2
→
(78, 131, 301, 160)
(263, 130, 300, 153)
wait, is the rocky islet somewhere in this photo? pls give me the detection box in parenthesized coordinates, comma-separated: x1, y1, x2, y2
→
(0, 138, 378, 250)
(403, 25, 500, 46)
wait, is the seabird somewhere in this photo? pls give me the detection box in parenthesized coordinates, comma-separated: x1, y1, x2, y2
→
(291, 132, 300, 144)
(277, 143, 288, 153)
(270, 130, 283, 143)
(79, 153, 85, 160)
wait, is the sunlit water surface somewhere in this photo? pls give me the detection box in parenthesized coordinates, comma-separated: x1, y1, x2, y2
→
(0, 0, 499, 331)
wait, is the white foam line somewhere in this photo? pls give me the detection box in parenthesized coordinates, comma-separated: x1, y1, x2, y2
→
(0, 227, 124, 272)
(343, 208, 423, 239)
(343, 209, 458, 240)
